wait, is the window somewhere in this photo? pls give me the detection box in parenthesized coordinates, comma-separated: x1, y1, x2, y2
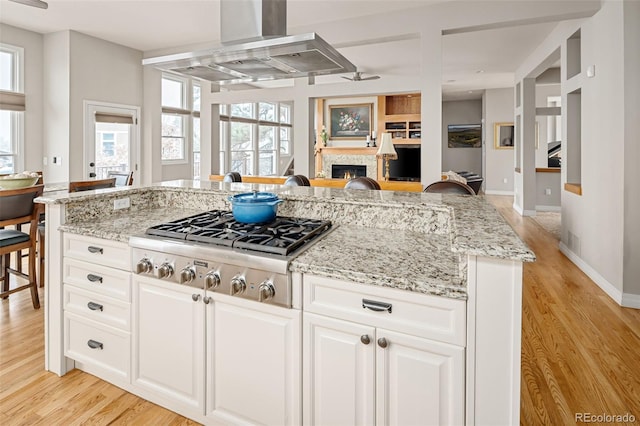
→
(161, 76, 201, 171)
(219, 101, 293, 176)
(0, 43, 24, 174)
(192, 84, 201, 178)
(101, 132, 115, 157)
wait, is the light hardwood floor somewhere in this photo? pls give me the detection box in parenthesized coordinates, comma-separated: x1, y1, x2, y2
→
(1, 195, 639, 425)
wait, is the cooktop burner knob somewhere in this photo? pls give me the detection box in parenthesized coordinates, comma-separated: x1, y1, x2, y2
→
(205, 271, 221, 289)
(230, 275, 246, 296)
(136, 258, 153, 274)
(258, 280, 275, 302)
(180, 266, 196, 284)
(157, 263, 174, 279)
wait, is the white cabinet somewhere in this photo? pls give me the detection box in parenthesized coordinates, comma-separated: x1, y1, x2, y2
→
(132, 275, 205, 415)
(62, 234, 131, 385)
(303, 275, 466, 426)
(206, 293, 301, 426)
(303, 313, 375, 425)
(375, 328, 464, 426)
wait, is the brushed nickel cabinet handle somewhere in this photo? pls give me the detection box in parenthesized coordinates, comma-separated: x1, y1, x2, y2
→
(87, 246, 104, 254)
(87, 339, 104, 350)
(377, 337, 388, 349)
(362, 299, 392, 313)
(360, 335, 371, 345)
(87, 301, 103, 311)
(87, 274, 103, 283)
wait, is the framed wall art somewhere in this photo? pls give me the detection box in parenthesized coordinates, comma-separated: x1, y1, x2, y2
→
(494, 122, 515, 149)
(329, 104, 372, 139)
(447, 124, 482, 148)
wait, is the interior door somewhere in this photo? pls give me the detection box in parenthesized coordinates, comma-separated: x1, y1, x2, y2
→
(85, 101, 139, 181)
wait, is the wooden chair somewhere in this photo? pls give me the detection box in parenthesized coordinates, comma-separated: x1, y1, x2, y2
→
(424, 180, 475, 195)
(344, 177, 381, 190)
(68, 177, 116, 193)
(0, 185, 44, 309)
(106, 170, 134, 186)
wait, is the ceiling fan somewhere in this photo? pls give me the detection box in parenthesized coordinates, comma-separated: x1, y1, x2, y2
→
(9, 0, 48, 9)
(341, 71, 380, 82)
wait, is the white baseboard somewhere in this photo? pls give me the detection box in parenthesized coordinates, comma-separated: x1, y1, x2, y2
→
(535, 205, 561, 212)
(621, 293, 640, 309)
(485, 190, 514, 196)
(559, 242, 624, 305)
(513, 202, 523, 215)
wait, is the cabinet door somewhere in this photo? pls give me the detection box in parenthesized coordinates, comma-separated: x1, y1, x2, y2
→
(206, 293, 301, 426)
(132, 277, 204, 413)
(303, 312, 375, 426)
(375, 329, 464, 426)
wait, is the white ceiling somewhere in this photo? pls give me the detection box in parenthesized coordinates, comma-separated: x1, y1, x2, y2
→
(0, 0, 579, 100)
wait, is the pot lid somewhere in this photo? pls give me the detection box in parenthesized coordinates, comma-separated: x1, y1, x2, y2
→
(231, 191, 280, 203)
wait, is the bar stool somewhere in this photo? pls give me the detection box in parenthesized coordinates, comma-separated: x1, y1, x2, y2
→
(1, 185, 44, 309)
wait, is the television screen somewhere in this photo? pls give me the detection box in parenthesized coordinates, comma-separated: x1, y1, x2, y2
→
(388, 145, 421, 181)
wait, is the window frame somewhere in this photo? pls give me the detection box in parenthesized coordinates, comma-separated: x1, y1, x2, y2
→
(161, 74, 190, 165)
(219, 101, 293, 176)
(0, 43, 24, 174)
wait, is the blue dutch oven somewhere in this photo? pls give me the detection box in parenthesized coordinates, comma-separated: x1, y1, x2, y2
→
(228, 191, 283, 224)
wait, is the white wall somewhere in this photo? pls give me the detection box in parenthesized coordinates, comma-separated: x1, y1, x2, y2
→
(442, 100, 482, 175)
(43, 31, 70, 183)
(484, 88, 515, 194)
(622, 0, 640, 302)
(516, 0, 638, 304)
(0, 24, 43, 173)
(68, 31, 143, 180)
(41, 31, 143, 182)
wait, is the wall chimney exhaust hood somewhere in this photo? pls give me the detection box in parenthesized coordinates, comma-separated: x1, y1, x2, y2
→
(142, 0, 356, 85)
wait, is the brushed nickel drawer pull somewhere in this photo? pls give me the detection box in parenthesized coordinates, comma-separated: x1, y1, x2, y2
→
(87, 339, 104, 350)
(87, 301, 104, 311)
(87, 246, 104, 254)
(362, 299, 392, 313)
(87, 274, 103, 283)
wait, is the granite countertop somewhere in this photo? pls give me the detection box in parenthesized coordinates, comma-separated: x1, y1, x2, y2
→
(47, 180, 535, 301)
(58, 207, 205, 243)
(290, 225, 467, 300)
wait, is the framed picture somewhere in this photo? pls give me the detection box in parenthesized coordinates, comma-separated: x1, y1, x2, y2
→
(494, 122, 515, 149)
(329, 104, 372, 139)
(447, 124, 482, 148)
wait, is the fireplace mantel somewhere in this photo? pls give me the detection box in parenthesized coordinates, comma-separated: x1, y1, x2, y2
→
(315, 146, 382, 180)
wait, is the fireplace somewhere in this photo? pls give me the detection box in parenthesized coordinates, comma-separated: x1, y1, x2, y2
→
(332, 165, 367, 179)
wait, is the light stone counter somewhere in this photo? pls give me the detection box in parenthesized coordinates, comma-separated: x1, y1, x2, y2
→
(290, 225, 466, 299)
(38, 179, 535, 300)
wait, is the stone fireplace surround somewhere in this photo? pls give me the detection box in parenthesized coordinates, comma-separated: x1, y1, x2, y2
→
(322, 154, 377, 180)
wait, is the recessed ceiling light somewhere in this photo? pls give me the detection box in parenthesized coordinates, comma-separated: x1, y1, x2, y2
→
(446, 79, 456, 83)
(468, 91, 474, 94)
(476, 70, 485, 74)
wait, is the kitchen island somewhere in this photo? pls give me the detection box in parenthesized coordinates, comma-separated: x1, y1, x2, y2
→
(37, 180, 534, 425)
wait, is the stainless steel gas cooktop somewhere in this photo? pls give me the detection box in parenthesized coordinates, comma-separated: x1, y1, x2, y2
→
(130, 210, 332, 308)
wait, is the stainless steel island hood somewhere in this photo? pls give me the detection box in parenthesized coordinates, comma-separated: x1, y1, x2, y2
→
(143, 0, 356, 84)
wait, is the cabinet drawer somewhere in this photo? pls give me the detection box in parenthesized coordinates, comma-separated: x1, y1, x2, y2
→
(64, 258, 131, 302)
(303, 275, 465, 346)
(64, 312, 130, 382)
(64, 234, 131, 271)
(64, 285, 130, 331)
